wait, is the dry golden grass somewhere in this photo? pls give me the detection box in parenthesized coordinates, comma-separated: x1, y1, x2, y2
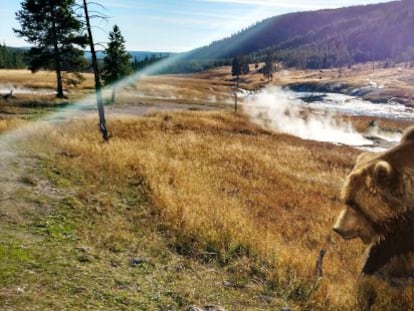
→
(3, 63, 414, 308)
(28, 111, 404, 309)
(0, 70, 96, 116)
(0, 69, 94, 90)
(0, 69, 235, 110)
(339, 115, 411, 133)
(0, 118, 27, 134)
(118, 74, 234, 107)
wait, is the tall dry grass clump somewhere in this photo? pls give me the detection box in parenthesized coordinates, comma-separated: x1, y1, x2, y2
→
(0, 118, 26, 134)
(29, 111, 414, 309)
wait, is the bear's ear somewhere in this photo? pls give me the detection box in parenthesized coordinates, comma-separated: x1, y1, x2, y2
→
(374, 161, 394, 184)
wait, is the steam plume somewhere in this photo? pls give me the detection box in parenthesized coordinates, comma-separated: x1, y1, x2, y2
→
(243, 87, 372, 146)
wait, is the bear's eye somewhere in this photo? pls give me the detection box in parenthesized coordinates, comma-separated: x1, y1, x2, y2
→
(344, 198, 354, 206)
(345, 199, 359, 211)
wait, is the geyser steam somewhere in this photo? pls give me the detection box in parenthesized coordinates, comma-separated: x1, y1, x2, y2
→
(243, 87, 372, 146)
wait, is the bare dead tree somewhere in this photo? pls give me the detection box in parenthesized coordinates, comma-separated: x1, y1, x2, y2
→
(234, 79, 238, 113)
(81, 0, 109, 141)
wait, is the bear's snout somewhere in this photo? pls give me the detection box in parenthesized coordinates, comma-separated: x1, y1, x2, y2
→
(333, 209, 357, 238)
(333, 207, 376, 244)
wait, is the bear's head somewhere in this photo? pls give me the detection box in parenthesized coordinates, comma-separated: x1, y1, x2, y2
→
(333, 126, 414, 245)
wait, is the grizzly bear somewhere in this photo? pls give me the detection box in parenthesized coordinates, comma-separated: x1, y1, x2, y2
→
(333, 125, 414, 277)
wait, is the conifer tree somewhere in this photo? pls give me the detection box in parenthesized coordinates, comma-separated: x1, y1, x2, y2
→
(240, 56, 250, 75)
(102, 25, 132, 103)
(0, 45, 29, 69)
(0, 47, 5, 69)
(263, 50, 274, 81)
(14, 0, 87, 98)
(231, 56, 241, 79)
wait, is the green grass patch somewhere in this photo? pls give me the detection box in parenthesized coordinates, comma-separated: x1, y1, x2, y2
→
(28, 196, 82, 242)
(0, 239, 39, 285)
(41, 165, 72, 188)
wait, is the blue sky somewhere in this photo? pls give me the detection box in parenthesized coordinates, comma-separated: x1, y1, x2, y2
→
(1, 0, 392, 52)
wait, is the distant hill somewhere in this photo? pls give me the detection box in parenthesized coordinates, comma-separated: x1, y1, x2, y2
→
(84, 51, 172, 61)
(187, 0, 414, 68)
(129, 51, 172, 61)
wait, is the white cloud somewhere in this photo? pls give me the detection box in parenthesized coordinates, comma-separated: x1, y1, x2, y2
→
(97, 0, 144, 10)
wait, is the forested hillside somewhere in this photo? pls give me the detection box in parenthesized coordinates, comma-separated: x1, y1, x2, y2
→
(188, 0, 414, 68)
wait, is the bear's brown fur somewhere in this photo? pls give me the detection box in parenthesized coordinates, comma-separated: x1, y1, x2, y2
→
(333, 125, 414, 276)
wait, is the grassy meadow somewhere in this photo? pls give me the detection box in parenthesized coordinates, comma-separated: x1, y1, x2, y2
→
(0, 68, 413, 309)
(0, 69, 94, 90)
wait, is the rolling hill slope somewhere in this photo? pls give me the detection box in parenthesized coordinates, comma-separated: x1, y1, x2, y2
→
(188, 0, 414, 68)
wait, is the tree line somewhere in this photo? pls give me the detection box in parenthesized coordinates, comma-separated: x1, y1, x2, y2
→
(0, 45, 26, 69)
(231, 50, 275, 82)
(132, 54, 168, 71)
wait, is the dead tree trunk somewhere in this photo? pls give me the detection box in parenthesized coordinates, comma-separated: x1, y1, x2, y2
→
(50, 12, 64, 98)
(83, 0, 109, 141)
(234, 76, 239, 113)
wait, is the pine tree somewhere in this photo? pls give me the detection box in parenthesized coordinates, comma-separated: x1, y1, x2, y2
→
(102, 25, 132, 103)
(240, 56, 250, 75)
(3, 45, 12, 68)
(231, 57, 241, 79)
(263, 50, 274, 81)
(0, 46, 5, 69)
(14, 0, 87, 98)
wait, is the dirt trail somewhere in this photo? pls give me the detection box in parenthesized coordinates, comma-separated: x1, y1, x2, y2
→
(0, 131, 58, 225)
(0, 136, 30, 222)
